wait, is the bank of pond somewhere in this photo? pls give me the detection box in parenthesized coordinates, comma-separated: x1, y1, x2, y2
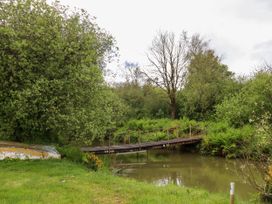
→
(0, 141, 269, 203)
(0, 158, 259, 204)
(1, 118, 271, 203)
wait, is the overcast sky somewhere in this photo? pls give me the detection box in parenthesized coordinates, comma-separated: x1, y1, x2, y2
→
(59, 0, 272, 79)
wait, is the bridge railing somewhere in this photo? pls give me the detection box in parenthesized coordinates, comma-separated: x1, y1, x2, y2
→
(112, 125, 206, 145)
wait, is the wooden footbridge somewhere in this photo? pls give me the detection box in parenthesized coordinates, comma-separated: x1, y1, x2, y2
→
(81, 137, 202, 154)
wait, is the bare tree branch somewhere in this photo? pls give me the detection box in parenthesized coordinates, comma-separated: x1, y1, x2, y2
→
(142, 31, 193, 118)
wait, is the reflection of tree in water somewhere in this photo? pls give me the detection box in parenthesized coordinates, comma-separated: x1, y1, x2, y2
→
(153, 172, 183, 186)
(171, 171, 182, 185)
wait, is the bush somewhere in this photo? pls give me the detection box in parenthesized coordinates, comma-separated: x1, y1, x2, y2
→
(201, 122, 254, 158)
(113, 118, 205, 144)
(179, 117, 206, 135)
(215, 72, 272, 127)
(57, 146, 103, 171)
(83, 153, 103, 171)
(238, 116, 272, 202)
(141, 132, 168, 142)
(57, 146, 84, 163)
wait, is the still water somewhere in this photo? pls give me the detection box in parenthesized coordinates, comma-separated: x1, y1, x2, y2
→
(110, 150, 259, 201)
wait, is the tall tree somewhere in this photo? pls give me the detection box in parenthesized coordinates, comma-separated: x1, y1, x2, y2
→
(143, 31, 205, 118)
(0, 0, 124, 144)
(142, 31, 188, 118)
(182, 50, 238, 120)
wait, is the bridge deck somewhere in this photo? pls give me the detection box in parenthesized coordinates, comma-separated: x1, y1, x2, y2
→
(81, 137, 202, 154)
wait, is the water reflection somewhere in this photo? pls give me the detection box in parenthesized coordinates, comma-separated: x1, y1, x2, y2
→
(110, 150, 259, 200)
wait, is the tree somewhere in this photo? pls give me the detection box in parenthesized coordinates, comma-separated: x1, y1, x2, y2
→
(0, 0, 124, 144)
(181, 50, 238, 120)
(142, 83, 169, 118)
(143, 31, 204, 119)
(123, 61, 143, 86)
(216, 71, 272, 127)
(114, 62, 168, 119)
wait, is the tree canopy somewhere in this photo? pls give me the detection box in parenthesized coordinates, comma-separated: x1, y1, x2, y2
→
(216, 71, 272, 127)
(181, 50, 239, 120)
(0, 0, 125, 144)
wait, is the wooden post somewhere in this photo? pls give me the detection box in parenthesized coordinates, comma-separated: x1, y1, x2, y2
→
(189, 124, 192, 137)
(108, 135, 111, 154)
(230, 182, 235, 204)
(138, 130, 141, 151)
(129, 130, 131, 144)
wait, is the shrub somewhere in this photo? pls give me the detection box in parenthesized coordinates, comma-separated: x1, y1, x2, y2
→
(179, 117, 206, 135)
(215, 72, 272, 127)
(201, 122, 254, 158)
(141, 131, 169, 142)
(57, 146, 103, 171)
(57, 146, 84, 163)
(113, 118, 205, 144)
(83, 153, 103, 171)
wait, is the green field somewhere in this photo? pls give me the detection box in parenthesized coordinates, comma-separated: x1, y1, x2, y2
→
(0, 159, 243, 204)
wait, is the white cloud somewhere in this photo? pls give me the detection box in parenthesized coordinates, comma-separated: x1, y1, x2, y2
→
(57, 0, 272, 78)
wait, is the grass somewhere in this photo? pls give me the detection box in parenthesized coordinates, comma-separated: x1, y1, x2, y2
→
(0, 159, 240, 204)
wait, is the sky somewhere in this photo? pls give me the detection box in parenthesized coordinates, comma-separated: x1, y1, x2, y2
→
(58, 0, 272, 80)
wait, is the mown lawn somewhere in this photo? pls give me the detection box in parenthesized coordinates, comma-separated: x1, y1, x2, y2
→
(0, 159, 247, 204)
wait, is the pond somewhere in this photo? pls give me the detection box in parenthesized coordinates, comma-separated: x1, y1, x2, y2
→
(108, 150, 259, 201)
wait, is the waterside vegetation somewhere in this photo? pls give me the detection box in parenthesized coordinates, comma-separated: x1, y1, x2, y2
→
(1, 0, 272, 203)
(0, 159, 248, 204)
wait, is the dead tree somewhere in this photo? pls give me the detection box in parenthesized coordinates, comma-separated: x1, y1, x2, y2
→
(143, 31, 190, 118)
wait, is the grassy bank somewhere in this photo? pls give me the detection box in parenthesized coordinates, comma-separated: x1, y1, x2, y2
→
(0, 159, 239, 204)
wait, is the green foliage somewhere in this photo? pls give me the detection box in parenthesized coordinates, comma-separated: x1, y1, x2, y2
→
(114, 83, 169, 119)
(113, 118, 205, 143)
(216, 72, 272, 127)
(82, 153, 103, 171)
(57, 146, 103, 171)
(180, 51, 240, 120)
(57, 146, 84, 163)
(245, 113, 272, 158)
(114, 83, 145, 118)
(0, 0, 125, 144)
(142, 84, 169, 118)
(201, 122, 254, 158)
(237, 114, 272, 201)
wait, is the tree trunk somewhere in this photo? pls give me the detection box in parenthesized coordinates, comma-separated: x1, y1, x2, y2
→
(170, 97, 177, 119)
